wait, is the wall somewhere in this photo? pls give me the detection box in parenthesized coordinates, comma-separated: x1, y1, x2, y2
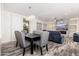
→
(1, 10, 23, 43)
(47, 20, 56, 31)
(68, 17, 79, 37)
(0, 3, 1, 56)
(11, 12, 23, 42)
(0, 4, 1, 39)
(76, 18, 79, 32)
(36, 19, 45, 30)
(47, 23, 53, 30)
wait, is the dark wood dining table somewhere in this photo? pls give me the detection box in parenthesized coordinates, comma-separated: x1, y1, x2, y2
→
(25, 33, 40, 54)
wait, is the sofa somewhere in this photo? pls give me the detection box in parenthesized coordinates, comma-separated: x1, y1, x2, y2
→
(73, 33, 79, 42)
(48, 31, 64, 44)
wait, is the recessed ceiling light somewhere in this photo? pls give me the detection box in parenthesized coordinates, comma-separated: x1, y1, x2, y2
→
(28, 6, 31, 9)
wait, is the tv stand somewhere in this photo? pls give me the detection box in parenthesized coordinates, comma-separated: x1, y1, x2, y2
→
(57, 30, 67, 34)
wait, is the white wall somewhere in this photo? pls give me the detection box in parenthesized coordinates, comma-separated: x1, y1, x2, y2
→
(68, 17, 79, 37)
(1, 10, 23, 43)
(1, 11, 11, 43)
(11, 12, 23, 42)
(76, 18, 79, 32)
(0, 3, 1, 56)
(37, 19, 45, 30)
(0, 4, 1, 39)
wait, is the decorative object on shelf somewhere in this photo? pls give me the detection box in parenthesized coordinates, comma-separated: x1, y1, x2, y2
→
(37, 22, 42, 30)
(23, 18, 29, 33)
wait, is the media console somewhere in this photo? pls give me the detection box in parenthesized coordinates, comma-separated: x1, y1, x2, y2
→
(57, 30, 67, 34)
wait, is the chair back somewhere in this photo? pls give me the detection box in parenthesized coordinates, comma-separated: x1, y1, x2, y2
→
(15, 31, 26, 48)
(21, 30, 27, 35)
(33, 30, 43, 35)
(40, 31, 49, 47)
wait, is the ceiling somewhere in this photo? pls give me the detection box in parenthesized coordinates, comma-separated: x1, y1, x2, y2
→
(1, 3, 79, 21)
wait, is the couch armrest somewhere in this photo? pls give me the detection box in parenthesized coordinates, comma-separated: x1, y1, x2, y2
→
(73, 33, 79, 42)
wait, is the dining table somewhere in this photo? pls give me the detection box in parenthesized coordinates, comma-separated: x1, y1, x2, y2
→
(25, 33, 40, 54)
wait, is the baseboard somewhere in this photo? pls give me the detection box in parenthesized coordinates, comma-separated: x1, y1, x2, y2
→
(1, 40, 16, 45)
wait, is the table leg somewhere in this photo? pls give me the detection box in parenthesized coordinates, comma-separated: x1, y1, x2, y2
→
(31, 39, 33, 54)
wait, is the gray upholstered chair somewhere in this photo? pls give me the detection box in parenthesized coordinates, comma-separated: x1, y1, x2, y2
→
(16, 30, 28, 47)
(34, 31, 49, 55)
(33, 30, 43, 35)
(15, 31, 30, 56)
(22, 30, 27, 35)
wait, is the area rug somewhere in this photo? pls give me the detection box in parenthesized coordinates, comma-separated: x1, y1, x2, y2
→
(1, 37, 79, 56)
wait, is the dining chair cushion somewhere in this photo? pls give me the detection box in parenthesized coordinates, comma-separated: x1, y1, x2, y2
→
(34, 31, 49, 47)
(15, 31, 30, 48)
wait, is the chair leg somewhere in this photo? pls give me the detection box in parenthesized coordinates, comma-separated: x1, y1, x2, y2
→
(16, 41, 18, 47)
(46, 44, 48, 51)
(23, 48, 25, 56)
(40, 47, 43, 55)
(34, 44, 36, 50)
(37, 45, 39, 49)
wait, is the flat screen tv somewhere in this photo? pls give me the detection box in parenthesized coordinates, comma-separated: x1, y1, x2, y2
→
(56, 23, 68, 30)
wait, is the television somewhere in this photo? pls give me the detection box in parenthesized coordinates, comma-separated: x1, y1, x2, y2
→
(56, 23, 68, 30)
